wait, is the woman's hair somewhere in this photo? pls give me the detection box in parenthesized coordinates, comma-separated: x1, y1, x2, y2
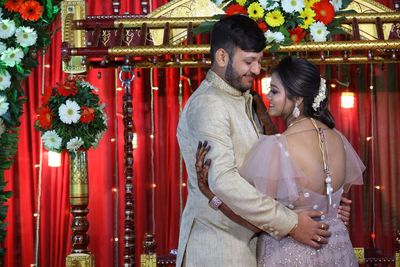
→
(210, 14, 266, 64)
(272, 56, 335, 128)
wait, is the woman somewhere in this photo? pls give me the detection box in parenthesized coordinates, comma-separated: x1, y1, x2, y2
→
(195, 57, 365, 266)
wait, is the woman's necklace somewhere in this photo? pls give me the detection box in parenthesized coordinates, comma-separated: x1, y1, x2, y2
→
(287, 117, 309, 128)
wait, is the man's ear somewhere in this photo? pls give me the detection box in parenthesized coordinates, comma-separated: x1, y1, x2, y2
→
(215, 48, 229, 68)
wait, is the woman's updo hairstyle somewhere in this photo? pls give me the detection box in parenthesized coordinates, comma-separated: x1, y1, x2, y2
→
(272, 56, 335, 129)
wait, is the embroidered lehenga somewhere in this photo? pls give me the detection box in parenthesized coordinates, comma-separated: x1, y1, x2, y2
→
(239, 120, 365, 267)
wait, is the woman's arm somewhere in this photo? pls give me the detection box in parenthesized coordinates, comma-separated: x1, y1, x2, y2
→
(196, 141, 261, 233)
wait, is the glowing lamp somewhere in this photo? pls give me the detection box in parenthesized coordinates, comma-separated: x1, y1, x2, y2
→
(341, 92, 355, 109)
(48, 151, 61, 167)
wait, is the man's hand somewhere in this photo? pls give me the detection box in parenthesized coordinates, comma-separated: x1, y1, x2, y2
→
(289, 211, 331, 249)
(338, 196, 352, 226)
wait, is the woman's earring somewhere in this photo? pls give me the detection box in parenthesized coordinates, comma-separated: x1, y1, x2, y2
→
(292, 102, 300, 118)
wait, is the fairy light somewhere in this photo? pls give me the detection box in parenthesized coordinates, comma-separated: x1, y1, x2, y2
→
(374, 186, 381, 190)
(110, 138, 116, 142)
(34, 164, 41, 168)
(112, 187, 117, 192)
(182, 183, 186, 187)
(151, 183, 156, 188)
(150, 68, 156, 234)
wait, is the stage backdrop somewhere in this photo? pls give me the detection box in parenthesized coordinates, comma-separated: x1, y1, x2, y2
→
(3, 0, 400, 266)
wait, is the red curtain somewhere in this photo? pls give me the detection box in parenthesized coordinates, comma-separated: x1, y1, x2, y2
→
(3, 0, 400, 266)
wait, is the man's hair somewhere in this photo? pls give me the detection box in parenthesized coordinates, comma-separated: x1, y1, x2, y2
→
(210, 14, 266, 64)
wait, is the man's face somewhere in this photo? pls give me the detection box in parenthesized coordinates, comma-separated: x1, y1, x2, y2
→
(224, 47, 263, 92)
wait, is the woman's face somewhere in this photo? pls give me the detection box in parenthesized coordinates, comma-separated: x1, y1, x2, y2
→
(267, 72, 294, 117)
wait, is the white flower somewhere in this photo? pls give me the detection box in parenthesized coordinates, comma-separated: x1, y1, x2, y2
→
(330, 0, 342, 11)
(66, 137, 84, 151)
(309, 22, 330, 42)
(259, 0, 268, 9)
(15, 26, 38, 47)
(0, 41, 6, 54)
(42, 130, 62, 150)
(58, 100, 81, 124)
(0, 70, 11, 90)
(80, 81, 98, 92)
(0, 95, 9, 116)
(312, 77, 327, 111)
(0, 118, 5, 138)
(0, 47, 24, 67)
(265, 30, 285, 44)
(0, 19, 16, 39)
(282, 0, 304, 13)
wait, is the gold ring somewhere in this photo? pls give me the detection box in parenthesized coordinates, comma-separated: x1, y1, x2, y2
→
(321, 224, 325, 230)
(317, 236, 322, 242)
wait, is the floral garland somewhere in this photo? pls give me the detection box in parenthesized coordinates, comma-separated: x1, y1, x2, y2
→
(0, 0, 59, 257)
(207, 0, 352, 50)
(35, 77, 107, 154)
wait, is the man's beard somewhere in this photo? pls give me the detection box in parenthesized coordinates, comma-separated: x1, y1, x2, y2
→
(225, 60, 252, 92)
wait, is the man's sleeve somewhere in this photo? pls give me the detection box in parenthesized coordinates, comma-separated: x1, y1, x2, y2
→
(186, 94, 297, 238)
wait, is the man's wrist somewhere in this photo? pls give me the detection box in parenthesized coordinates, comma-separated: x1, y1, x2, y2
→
(288, 223, 298, 236)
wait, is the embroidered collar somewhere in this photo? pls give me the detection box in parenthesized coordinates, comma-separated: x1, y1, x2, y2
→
(206, 70, 248, 97)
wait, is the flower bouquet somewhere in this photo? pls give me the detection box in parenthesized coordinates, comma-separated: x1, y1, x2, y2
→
(200, 0, 352, 50)
(35, 77, 107, 154)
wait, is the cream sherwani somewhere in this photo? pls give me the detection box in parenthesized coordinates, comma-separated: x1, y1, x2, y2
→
(176, 71, 298, 267)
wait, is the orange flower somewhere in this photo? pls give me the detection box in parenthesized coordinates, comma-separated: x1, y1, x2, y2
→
(289, 27, 306, 43)
(312, 0, 335, 25)
(80, 106, 95, 124)
(4, 0, 24, 12)
(225, 4, 248, 16)
(257, 21, 268, 32)
(36, 106, 53, 130)
(19, 0, 43, 21)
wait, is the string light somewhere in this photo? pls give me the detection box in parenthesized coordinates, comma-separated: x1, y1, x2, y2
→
(112, 188, 117, 192)
(33, 213, 38, 217)
(151, 183, 156, 188)
(374, 186, 381, 190)
(182, 183, 186, 187)
(110, 138, 116, 142)
(34, 164, 41, 168)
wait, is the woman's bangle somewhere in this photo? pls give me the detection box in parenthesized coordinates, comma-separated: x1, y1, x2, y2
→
(208, 196, 222, 210)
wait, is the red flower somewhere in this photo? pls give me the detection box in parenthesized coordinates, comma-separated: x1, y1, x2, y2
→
(289, 27, 306, 43)
(19, 0, 43, 21)
(41, 87, 53, 105)
(225, 4, 248, 16)
(80, 106, 95, 124)
(312, 0, 335, 25)
(36, 106, 53, 130)
(55, 82, 78, 96)
(4, 0, 24, 12)
(257, 21, 268, 32)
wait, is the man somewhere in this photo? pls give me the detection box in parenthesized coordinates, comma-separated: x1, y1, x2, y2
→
(176, 15, 331, 267)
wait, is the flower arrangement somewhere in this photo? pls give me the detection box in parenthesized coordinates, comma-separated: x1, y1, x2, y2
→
(35, 77, 107, 154)
(0, 0, 59, 258)
(210, 0, 352, 49)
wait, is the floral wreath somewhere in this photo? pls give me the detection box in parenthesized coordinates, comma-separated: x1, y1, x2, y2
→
(35, 77, 107, 154)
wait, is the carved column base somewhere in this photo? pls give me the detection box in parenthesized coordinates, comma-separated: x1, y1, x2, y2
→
(66, 253, 94, 267)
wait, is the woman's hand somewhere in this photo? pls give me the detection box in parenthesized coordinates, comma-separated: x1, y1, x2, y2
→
(195, 141, 213, 199)
(250, 90, 278, 135)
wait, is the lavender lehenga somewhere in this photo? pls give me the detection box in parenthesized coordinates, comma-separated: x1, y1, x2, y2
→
(239, 126, 365, 267)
